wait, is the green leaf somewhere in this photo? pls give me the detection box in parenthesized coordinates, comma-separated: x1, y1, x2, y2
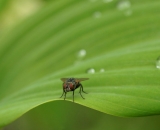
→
(6, 101, 160, 130)
(0, 0, 160, 127)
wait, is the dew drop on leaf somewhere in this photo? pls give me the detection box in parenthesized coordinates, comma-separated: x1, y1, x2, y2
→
(77, 49, 86, 58)
(86, 68, 95, 74)
(124, 9, 132, 16)
(117, 0, 131, 10)
(93, 11, 102, 18)
(156, 56, 160, 69)
(100, 68, 105, 73)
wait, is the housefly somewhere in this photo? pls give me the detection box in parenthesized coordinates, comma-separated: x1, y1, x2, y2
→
(60, 78, 89, 102)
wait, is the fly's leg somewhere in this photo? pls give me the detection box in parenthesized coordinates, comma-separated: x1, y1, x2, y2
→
(64, 92, 67, 100)
(79, 84, 85, 99)
(60, 90, 67, 100)
(73, 90, 75, 102)
(60, 91, 64, 98)
(80, 83, 87, 94)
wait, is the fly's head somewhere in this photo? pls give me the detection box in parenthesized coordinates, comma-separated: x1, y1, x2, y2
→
(63, 78, 76, 92)
(63, 82, 72, 92)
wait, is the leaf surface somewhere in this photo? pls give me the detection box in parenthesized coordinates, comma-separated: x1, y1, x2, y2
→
(0, 0, 160, 127)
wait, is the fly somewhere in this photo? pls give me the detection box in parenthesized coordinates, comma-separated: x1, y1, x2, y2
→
(60, 78, 89, 102)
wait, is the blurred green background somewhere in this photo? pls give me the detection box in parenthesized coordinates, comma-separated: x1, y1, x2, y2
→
(1, 0, 160, 129)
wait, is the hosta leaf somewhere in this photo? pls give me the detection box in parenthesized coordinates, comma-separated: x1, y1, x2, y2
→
(0, 0, 160, 127)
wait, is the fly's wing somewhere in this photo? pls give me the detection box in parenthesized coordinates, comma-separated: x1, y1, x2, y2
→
(60, 78, 68, 82)
(75, 78, 89, 82)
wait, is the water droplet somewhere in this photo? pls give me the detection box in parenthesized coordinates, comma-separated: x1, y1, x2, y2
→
(117, 0, 131, 10)
(124, 10, 132, 16)
(156, 56, 160, 69)
(93, 11, 102, 18)
(86, 68, 95, 74)
(103, 0, 113, 3)
(100, 68, 105, 73)
(77, 49, 86, 58)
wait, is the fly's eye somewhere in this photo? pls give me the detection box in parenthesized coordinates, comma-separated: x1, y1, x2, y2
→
(69, 83, 73, 87)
